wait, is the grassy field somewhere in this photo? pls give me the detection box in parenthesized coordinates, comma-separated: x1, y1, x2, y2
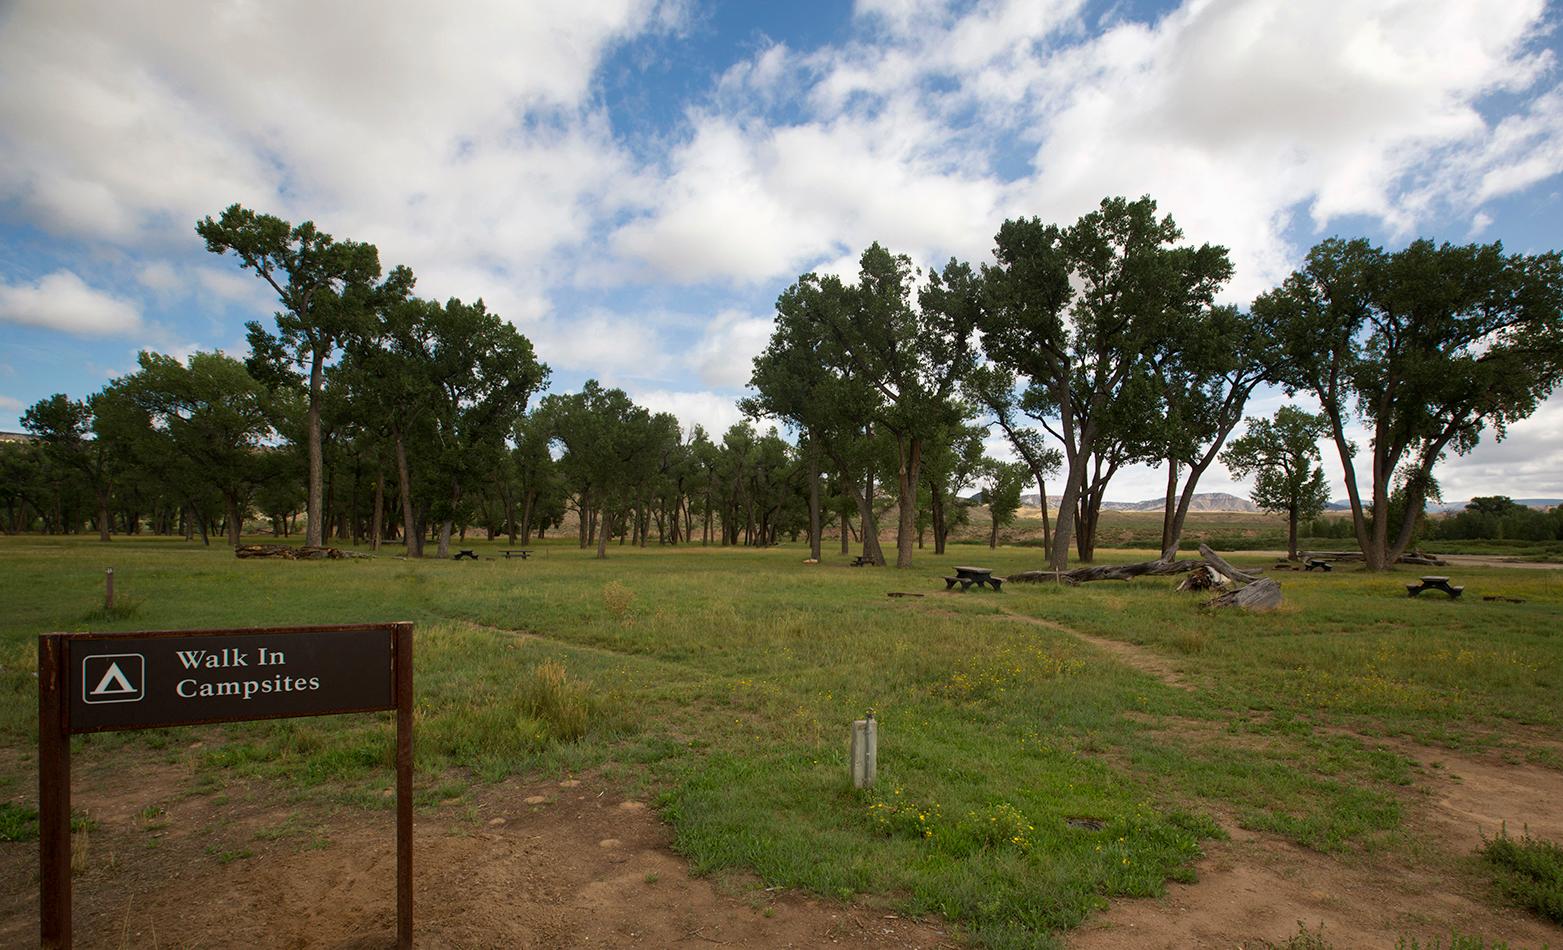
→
(2, 532, 1561, 947)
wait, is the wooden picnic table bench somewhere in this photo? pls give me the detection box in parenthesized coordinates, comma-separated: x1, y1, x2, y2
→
(1407, 575, 1463, 598)
(452, 549, 479, 561)
(1304, 558, 1333, 572)
(945, 566, 1003, 592)
(850, 555, 880, 567)
(498, 549, 532, 560)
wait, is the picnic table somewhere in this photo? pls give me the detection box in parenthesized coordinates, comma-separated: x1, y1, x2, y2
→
(452, 549, 479, 561)
(1407, 575, 1463, 598)
(1304, 558, 1333, 572)
(944, 565, 1003, 592)
(499, 549, 532, 560)
(850, 555, 880, 567)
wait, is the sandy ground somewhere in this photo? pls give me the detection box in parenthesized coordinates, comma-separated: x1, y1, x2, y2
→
(0, 746, 954, 948)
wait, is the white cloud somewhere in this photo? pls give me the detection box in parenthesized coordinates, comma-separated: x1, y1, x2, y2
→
(0, 0, 669, 295)
(0, 395, 22, 412)
(615, 0, 1560, 302)
(689, 309, 774, 388)
(0, 271, 143, 335)
(527, 309, 675, 380)
(630, 388, 748, 437)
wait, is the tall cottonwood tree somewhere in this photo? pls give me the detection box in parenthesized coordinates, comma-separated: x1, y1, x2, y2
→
(1147, 305, 1274, 557)
(979, 197, 1231, 570)
(1257, 237, 1563, 570)
(794, 245, 979, 568)
(745, 272, 887, 565)
(197, 204, 382, 547)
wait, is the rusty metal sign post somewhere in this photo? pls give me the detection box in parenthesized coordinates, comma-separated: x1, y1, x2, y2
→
(38, 623, 414, 949)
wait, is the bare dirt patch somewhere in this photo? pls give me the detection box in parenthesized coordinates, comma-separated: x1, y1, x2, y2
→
(0, 747, 955, 949)
(1070, 728, 1563, 949)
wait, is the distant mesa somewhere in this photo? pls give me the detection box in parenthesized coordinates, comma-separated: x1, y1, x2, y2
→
(1008, 492, 1262, 513)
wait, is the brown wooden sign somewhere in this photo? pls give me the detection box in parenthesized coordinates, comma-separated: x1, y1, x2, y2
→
(38, 623, 413, 949)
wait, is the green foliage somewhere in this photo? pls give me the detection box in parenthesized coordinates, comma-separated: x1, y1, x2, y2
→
(1480, 827, 1563, 923)
(0, 801, 38, 841)
(978, 196, 1236, 570)
(980, 459, 1029, 546)
(1221, 407, 1331, 556)
(1258, 236, 1563, 568)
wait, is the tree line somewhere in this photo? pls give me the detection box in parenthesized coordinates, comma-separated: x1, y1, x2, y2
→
(4, 197, 1561, 570)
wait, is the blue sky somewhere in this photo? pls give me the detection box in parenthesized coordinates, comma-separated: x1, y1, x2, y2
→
(2, 0, 1562, 502)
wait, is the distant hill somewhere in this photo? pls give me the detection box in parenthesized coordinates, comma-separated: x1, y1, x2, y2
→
(1014, 491, 1261, 513)
(1326, 498, 1561, 513)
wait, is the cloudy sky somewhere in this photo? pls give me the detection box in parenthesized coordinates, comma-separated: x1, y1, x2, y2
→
(2, 0, 1561, 503)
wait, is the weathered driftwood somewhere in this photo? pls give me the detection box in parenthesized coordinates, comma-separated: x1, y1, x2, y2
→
(1197, 543, 1262, 584)
(1006, 558, 1196, 586)
(1205, 576, 1282, 611)
(235, 544, 370, 560)
(1301, 550, 1448, 567)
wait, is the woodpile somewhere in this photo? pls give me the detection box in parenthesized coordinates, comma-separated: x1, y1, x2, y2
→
(1176, 565, 1221, 592)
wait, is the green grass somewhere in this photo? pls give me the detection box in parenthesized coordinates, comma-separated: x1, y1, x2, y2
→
(1480, 827, 1563, 923)
(1, 532, 1560, 946)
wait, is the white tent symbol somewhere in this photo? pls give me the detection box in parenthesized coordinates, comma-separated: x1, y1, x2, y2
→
(91, 662, 137, 695)
(83, 653, 144, 704)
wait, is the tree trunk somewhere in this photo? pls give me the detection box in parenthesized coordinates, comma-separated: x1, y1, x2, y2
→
(1287, 506, 1299, 560)
(1035, 473, 1052, 560)
(1207, 577, 1282, 611)
(1160, 459, 1178, 555)
(394, 426, 421, 558)
(371, 470, 384, 553)
(96, 489, 111, 542)
(224, 493, 243, 547)
(305, 347, 326, 547)
(860, 467, 885, 565)
(436, 481, 458, 558)
(521, 489, 536, 546)
(595, 493, 609, 559)
(931, 486, 946, 555)
(1050, 450, 1088, 572)
(808, 442, 822, 560)
(1010, 558, 1196, 585)
(893, 436, 921, 569)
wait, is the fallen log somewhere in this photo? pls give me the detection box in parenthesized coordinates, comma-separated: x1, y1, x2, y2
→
(1299, 549, 1448, 567)
(1007, 558, 1196, 586)
(1198, 543, 1262, 584)
(1205, 577, 1282, 611)
(236, 544, 370, 560)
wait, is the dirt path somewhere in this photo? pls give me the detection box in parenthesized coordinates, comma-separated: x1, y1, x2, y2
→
(0, 747, 954, 949)
(986, 604, 1563, 947)
(1070, 736, 1563, 949)
(995, 607, 1192, 689)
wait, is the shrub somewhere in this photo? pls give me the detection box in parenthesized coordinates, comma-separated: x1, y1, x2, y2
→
(1480, 826, 1563, 924)
(519, 661, 594, 743)
(602, 581, 635, 621)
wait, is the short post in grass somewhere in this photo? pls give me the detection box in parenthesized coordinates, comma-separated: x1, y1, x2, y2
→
(104, 569, 113, 611)
(851, 711, 877, 789)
